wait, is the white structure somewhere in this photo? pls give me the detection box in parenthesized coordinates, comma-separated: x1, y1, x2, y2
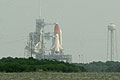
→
(107, 23, 117, 61)
(24, 0, 72, 63)
(51, 24, 63, 54)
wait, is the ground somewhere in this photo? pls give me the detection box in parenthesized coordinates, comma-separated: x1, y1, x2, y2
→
(0, 72, 120, 80)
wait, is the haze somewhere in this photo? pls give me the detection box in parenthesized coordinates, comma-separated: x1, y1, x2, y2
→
(0, 0, 120, 63)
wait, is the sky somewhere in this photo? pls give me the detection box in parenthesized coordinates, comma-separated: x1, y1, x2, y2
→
(0, 0, 120, 63)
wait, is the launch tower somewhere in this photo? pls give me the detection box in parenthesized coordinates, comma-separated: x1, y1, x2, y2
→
(24, 19, 72, 63)
(25, 0, 72, 63)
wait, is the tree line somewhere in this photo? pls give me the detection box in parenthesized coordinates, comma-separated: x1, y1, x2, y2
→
(75, 61, 120, 72)
(0, 57, 86, 72)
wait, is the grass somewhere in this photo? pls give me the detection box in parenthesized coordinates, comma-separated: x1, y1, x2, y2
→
(0, 72, 120, 80)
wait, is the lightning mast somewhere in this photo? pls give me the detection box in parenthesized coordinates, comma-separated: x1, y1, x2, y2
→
(38, 0, 41, 19)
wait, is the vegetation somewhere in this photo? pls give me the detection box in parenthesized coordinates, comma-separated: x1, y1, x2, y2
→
(0, 57, 86, 72)
(1, 57, 120, 73)
(75, 61, 120, 72)
(0, 72, 120, 80)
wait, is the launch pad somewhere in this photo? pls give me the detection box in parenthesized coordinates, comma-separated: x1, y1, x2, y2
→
(25, 18, 72, 63)
(35, 54, 72, 63)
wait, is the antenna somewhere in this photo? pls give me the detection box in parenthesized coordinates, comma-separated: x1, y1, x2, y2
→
(79, 54, 80, 63)
(38, 0, 41, 19)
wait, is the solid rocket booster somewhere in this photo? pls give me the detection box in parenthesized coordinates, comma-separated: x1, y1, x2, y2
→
(34, 29, 43, 53)
(51, 24, 63, 53)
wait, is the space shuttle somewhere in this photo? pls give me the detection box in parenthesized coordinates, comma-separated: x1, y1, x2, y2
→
(51, 24, 63, 54)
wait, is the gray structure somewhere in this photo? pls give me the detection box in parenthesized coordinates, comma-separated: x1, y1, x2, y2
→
(25, 18, 72, 63)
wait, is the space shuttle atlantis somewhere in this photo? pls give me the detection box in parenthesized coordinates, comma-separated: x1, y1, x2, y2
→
(51, 24, 63, 54)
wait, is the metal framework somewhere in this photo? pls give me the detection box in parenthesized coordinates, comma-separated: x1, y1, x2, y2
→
(25, 18, 72, 63)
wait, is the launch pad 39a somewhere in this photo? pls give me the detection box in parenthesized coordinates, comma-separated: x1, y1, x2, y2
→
(25, 18, 72, 63)
(35, 54, 72, 63)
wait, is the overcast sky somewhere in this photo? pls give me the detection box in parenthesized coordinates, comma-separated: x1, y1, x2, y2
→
(0, 0, 120, 63)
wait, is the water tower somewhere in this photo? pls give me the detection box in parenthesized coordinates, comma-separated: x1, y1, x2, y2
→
(107, 23, 117, 61)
